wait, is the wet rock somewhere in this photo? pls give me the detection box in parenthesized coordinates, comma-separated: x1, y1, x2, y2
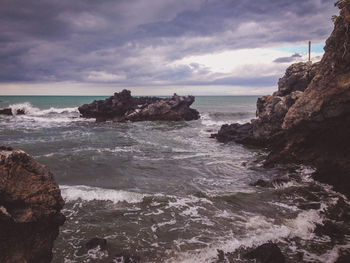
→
(273, 61, 320, 97)
(315, 220, 345, 240)
(336, 254, 350, 263)
(78, 89, 200, 122)
(213, 4, 350, 198)
(0, 108, 12, 116)
(85, 237, 107, 251)
(210, 123, 258, 144)
(243, 243, 285, 263)
(16, 109, 25, 115)
(0, 147, 65, 263)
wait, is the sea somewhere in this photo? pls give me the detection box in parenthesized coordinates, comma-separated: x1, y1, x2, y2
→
(0, 96, 350, 263)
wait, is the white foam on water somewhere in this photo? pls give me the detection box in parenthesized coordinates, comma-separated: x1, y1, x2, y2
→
(165, 208, 325, 263)
(9, 102, 78, 116)
(60, 185, 145, 204)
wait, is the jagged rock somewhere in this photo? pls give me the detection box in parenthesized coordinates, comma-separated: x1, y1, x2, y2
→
(85, 238, 107, 251)
(273, 62, 320, 96)
(266, 2, 350, 197)
(213, 3, 350, 198)
(78, 89, 200, 122)
(0, 147, 65, 263)
(243, 243, 285, 263)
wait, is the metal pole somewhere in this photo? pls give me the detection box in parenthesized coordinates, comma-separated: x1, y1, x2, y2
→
(308, 41, 311, 62)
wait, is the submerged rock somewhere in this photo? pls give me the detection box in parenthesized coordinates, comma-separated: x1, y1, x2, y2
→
(78, 89, 200, 122)
(85, 237, 107, 251)
(0, 146, 65, 263)
(243, 243, 285, 263)
(0, 108, 13, 115)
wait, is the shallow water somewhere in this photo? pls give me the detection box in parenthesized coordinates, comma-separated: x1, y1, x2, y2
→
(1, 96, 349, 263)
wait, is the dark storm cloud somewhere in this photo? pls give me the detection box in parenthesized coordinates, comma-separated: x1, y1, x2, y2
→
(0, 0, 338, 87)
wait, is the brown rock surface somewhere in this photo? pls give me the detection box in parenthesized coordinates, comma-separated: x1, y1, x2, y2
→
(0, 146, 65, 263)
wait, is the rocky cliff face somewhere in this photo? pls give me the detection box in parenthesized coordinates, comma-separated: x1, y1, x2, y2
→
(213, 3, 350, 197)
(78, 89, 200, 122)
(267, 2, 350, 196)
(0, 146, 65, 263)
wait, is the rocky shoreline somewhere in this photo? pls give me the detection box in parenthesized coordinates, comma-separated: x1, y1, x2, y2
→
(212, 2, 350, 198)
(78, 89, 200, 122)
(0, 146, 65, 263)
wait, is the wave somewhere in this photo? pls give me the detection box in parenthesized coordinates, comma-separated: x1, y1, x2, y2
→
(60, 185, 145, 204)
(166, 209, 324, 263)
(8, 102, 78, 116)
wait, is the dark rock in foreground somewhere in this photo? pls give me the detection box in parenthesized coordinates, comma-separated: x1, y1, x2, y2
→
(85, 237, 107, 251)
(243, 243, 285, 263)
(212, 3, 350, 198)
(0, 108, 12, 115)
(0, 108, 25, 116)
(0, 146, 65, 263)
(78, 89, 200, 122)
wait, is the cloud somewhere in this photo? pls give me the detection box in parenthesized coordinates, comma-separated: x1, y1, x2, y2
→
(0, 0, 339, 94)
(273, 53, 302, 63)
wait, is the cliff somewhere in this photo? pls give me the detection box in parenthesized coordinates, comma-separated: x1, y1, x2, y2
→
(212, 2, 350, 197)
(0, 146, 65, 263)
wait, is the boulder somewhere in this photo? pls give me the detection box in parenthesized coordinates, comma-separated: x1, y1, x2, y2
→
(78, 89, 200, 122)
(0, 146, 65, 263)
(210, 123, 255, 144)
(243, 243, 285, 263)
(85, 237, 107, 251)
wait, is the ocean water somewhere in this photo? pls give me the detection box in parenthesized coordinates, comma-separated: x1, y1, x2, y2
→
(1, 96, 350, 263)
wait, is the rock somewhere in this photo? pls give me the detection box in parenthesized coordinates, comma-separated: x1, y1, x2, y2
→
(243, 243, 285, 263)
(211, 63, 314, 145)
(0, 108, 13, 116)
(0, 108, 25, 116)
(336, 254, 350, 263)
(0, 147, 65, 263)
(16, 109, 25, 115)
(273, 62, 320, 97)
(210, 123, 257, 144)
(78, 89, 200, 122)
(85, 237, 107, 251)
(266, 3, 350, 197)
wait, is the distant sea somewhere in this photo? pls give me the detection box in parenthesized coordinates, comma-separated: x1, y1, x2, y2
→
(1, 95, 349, 262)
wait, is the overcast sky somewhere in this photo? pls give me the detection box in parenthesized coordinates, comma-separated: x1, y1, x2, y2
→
(0, 0, 338, 95)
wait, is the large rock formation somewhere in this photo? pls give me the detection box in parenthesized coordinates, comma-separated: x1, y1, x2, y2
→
(0, 146, 65, 263)
(78, 89, 200, 122)
(212, 62, 320, 144)
(213, 2, 350, 197)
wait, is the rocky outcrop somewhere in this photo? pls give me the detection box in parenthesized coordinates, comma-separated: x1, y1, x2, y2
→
(212, 62, 317, 144)
(0, 146, 65, 263)
(213, 3, 350, 197)
(78, 89, 200, 122)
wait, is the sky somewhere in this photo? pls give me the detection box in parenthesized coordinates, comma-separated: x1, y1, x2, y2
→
(0, 0, 339, 95)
